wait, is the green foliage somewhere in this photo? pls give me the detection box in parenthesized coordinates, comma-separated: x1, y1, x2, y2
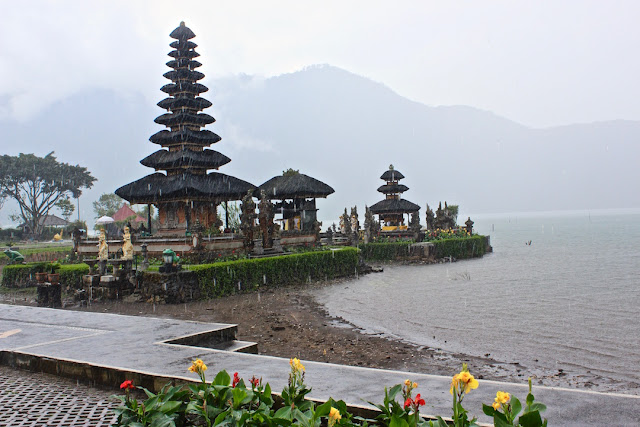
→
(190, 248, 359, 298)
(93, 193, 124, 218)
(0, 152, 96, 237)
(432, 236, 486, 259)
(55, 197, 75, 221)
(361, 242, 412, 261)
(2, 262, 89, 288)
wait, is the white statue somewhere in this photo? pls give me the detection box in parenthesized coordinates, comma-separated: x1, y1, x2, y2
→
(122, 227, 134, 260)
(98, 229, 108, 261)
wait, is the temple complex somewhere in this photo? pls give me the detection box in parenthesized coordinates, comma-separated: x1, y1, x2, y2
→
(115, 22, 254, 235)
(370, 165, 420, 231)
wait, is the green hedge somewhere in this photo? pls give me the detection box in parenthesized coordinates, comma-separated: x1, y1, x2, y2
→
(360, 242, 413, 261)
(2, 263, 89, 288)
(432, 235, 486, 259)
(191, 248, 359, 298)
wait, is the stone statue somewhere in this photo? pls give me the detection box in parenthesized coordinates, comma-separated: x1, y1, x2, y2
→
(350, 206, 359, 233)
(409, 212, 421, 233)
(258, 190, 274, 249)
(364, 205, 377, 244)
(3, 249, 25, 264)
(98, 229, 108, 261)
(425, 204, 435, 231)
(121, 226, 133, 260)
(340, 208, 351, 237)
(240, 190, 257, 252)
(465, 217, 474, 235)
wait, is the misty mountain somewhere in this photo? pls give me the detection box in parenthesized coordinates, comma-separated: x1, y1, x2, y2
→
(2, 64, 639, 226)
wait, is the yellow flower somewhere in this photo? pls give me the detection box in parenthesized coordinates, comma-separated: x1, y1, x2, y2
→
(404, 379, 412, 387)
(496, 391, 510, 404)
(449, 367, 478, 395)
(492, 400, 501, 410)
(328, 407, 342, 427)
(188, 359, 207, 374)
(289, 357, 305, 373)
(412, 382, 418, 389)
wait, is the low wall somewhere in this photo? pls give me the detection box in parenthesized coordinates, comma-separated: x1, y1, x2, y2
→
(76, 233, 317, 258)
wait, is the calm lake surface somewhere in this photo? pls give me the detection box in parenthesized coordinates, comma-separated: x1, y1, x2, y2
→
(312, 210, 640, 392)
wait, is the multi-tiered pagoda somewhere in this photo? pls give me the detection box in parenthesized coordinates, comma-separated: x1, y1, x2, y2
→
(370, 165, 420, 231)
(116, 22, 254, 234)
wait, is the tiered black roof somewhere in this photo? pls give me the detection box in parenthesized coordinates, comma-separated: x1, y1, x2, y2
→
(370, 165, 419, 215)
(116, 22, 254, 204)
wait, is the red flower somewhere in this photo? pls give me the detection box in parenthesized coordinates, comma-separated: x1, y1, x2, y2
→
(120, 380, 134, 390)
(250, 376, 261, 388)
(232, 372, 240, 388)
(404, 394, 425, 410)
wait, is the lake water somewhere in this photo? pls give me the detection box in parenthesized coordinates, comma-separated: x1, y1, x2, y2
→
(312, 210, 640, 393)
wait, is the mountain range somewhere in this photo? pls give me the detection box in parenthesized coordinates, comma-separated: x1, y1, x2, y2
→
(2, 64, 639, 226)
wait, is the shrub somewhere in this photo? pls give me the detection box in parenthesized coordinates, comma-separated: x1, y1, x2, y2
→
(1, 262, 89, 288)
(432, 235, 486, 259)
(190, 248, 359, 298)
(360, 242, 413, 261)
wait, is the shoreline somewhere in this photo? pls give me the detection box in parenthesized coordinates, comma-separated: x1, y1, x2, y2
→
(1, 278, 636, 396)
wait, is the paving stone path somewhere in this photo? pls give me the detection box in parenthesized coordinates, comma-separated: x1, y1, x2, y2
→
(0, 366, 119, 426)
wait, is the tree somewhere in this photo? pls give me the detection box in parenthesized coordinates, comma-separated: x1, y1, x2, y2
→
(0, 152, 96, 237)
(93, 193, 124, 218)
(55, 197, 75, 221)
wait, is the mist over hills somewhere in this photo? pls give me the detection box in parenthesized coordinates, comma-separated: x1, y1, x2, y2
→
(2, 64, 639, 226)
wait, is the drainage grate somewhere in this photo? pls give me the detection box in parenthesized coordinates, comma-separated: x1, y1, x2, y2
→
(0, 366, 119, 426)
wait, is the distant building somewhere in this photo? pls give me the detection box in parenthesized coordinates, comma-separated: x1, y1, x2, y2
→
(19, 214, 69, 233)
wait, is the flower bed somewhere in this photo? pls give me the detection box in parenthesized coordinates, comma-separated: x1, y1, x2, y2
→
(113, 360, 548, 427)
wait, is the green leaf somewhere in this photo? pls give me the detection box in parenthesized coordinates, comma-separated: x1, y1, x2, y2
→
(387, 384, 402, 401)
(275, 406, 293, 421)
(389, 415, 410, 427)
(526, 392, 534, 407)
(149, 413, 176, 427)
(144, 395, 160, 409)
(214, 370, 232, 386)
(518, 410, 543, 427)
(435, 416, 448, 427)
(528, 402, 547, 413)
(493, 416, 512, 427)
(511, 396, 522, 418)
(314, 400, 332, 418)
(159, 400, 182, 414)
(232, 387, 248, 408)
(482, 403, 496, 416)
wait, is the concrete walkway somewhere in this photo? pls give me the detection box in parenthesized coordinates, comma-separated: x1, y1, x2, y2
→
(1, 305, 638, 426)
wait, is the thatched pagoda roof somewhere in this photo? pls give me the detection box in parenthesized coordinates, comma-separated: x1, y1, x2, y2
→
(161, 82, 208, 95)
(168, 49, 200, 59)
(149, 129, 221, 146)
(170, 22, 196, 40)
(380, 168, 405, 181)
(256, 173, 334, 199)
(154, 112, 215, 127)
(115, 172, 255, 204)
(141, 149, 230, 170)
(169, 40, 197, 50)
(163, 69, 205, 82)
(377, 184, 409, 194)
(166, 59, 202, 69)
(370, 198, 420, 214)
(157, 97, 212, 111)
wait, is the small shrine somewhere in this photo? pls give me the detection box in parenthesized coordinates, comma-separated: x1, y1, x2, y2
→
(256, 169, 334, 233)
(115, 22, 254, 235)
(370, 165, 420, 231)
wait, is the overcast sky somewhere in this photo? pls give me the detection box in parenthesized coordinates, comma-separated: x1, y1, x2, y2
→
(1, 1, 639, 128)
